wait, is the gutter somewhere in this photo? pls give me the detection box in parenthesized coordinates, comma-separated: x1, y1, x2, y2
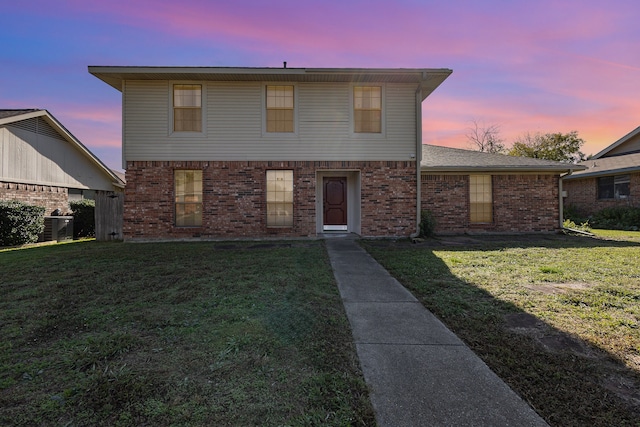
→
(411, 83, 423, 239)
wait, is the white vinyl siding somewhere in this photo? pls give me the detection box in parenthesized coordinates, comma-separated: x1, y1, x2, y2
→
(122, 81, 416, 161)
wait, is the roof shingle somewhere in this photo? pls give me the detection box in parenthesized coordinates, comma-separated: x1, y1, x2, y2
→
(421, 145, 584, 173)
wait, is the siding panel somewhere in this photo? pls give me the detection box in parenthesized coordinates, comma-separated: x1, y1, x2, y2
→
(0, 125, 114, 189)
(123, 80, 417, 161)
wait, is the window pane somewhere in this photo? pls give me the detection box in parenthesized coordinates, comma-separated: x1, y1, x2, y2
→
(174, 108, 202, 132)
(614, 174, 630, 198)
(266, 109, 293, 132)
(175, 170, 202, 226)
(354, 110, 381, 133)
(598, 176, 614, 199)
(470, 175, 492, 223)
(174, 85, 201, 107)
(176, 203, 202, 227)
(266, 170, 293, 227)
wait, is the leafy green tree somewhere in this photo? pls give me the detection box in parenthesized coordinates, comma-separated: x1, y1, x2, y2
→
(508, 131, 586, 163)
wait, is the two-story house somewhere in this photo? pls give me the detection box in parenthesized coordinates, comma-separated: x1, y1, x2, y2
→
(89, 66, 452, 240)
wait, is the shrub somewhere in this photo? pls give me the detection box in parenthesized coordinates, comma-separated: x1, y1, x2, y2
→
(563, 204, 588, 224)
(0, 200, 45, 246)
(70, 199, 95, 238)
(562, 218, 591, 232)
(590, 206, 640, 231)
(419, 210, 436, 237)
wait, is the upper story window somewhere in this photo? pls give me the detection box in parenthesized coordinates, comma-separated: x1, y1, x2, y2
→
(173, 84, 202, 132)
(354, 86, 382, 133)
(598, 174, 630, 199)
(470, 175, 493, 223)
(266, 85, 294, 133)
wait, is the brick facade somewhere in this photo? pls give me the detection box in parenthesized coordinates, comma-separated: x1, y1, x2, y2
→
(124, 160, 417, 240)
(0, 181, 69, 215)
(421, 173, 560, 234)
(563, 172, 640, 217)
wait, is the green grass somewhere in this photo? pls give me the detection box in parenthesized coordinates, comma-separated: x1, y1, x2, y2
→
(0, 241, 375, 426)
(362, 233, 640, 427)
(591, 228, 640, 242)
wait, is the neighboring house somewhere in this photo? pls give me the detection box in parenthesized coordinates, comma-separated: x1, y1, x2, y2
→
(563, 126, 640, 216)
(0, 109, 125, 239)
(421, 145, 584, 234)
(89, 66, 453, 239)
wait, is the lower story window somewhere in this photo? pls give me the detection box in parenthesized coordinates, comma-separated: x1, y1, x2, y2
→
(175, 170, 202, 227)
(470, 175, 492, 223)
(266, 170, 293, 227)
(598, 174, 630, 199)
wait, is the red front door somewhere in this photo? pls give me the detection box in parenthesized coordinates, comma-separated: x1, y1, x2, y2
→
(323, 177, 347, 226)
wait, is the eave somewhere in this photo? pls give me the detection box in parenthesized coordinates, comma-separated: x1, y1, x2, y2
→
(88, 66, 452, 100)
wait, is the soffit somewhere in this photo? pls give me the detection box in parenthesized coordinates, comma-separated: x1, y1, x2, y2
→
(89, 66, 452, 99)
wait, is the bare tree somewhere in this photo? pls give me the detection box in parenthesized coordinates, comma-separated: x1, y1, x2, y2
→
(466, 120, 505, 153)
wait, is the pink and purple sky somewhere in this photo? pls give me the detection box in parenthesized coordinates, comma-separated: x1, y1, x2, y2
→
(2, 0, 639, 171)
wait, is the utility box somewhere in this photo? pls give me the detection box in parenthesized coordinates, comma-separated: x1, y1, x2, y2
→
(43, 216, 74, 242)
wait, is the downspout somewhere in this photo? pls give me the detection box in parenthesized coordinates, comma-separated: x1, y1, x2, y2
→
(410, 82, 423, 239)
(559, 170, 572, 229)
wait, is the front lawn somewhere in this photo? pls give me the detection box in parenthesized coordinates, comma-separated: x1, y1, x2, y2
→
(0, 241, 375, 426)
(362, 233, 640, 427)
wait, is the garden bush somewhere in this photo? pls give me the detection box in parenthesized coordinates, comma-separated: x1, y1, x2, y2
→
(70, 199, 95, 238)
(563, 204, 588, 224)
(0, 200, 45, 246)
(419, 210, 437, 237)
(589, 206, 640, 230)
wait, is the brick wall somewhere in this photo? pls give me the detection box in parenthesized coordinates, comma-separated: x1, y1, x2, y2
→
(124, 160, 416, 240)
(0, 181, 69, 215)
(421, 173, 561, 234)
(563, 172, 640, 217)
(421, 174, 469, 233)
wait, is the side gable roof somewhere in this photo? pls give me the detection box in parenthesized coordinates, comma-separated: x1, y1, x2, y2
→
(0, 109, 40, 120)
(592, 126, 640, 159)
(0, 109, 124, 188)
(421, 145, 585, 173)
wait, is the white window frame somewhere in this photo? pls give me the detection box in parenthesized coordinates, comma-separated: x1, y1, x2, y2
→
(266, 170, 294, 227)
(169, 82, 206, 137)
(262, 83, 298, 137)
(174, 169, 203, 227)
(350, 84, 385, 137)
(470, 175, 493, 224)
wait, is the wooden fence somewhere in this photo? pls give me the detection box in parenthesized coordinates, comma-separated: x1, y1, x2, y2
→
(95, 190, 124, 241)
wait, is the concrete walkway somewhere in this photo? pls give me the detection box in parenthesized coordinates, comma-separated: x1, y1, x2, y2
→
(325, 237, 549, 427)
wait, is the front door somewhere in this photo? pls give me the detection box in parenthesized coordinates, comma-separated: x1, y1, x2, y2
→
(323, 177, 347, 230)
